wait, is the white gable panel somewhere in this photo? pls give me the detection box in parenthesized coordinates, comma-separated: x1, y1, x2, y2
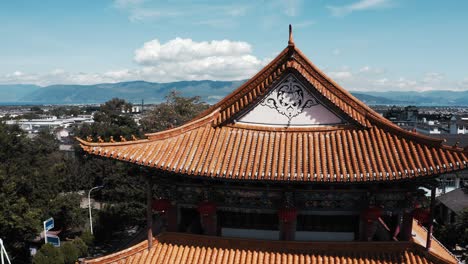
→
(237, 74, 344, 127)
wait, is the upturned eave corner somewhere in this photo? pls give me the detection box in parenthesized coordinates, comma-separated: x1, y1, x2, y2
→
(75, 136, 150, 148)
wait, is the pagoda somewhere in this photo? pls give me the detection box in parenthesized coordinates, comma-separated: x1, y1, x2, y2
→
(78, 26, 467, 264)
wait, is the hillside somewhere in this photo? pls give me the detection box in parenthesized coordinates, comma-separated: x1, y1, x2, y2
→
(1, 81, 467, 106)
(18, 80, 244, 104)
(0, 84, 41, 102)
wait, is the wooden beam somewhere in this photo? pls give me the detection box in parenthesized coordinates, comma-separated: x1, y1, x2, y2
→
(146, 173, 153, 251)
(426, 186, 436, 251)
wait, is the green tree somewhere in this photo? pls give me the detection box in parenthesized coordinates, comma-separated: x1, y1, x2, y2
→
(50, 106, 81, 117)
(32, 244, 65, 264)
(48, 193, 87, 232)
(72, 237, 88, 257)
(435, 209, 468, 261)
(70, 94, 209, 250)
(76, 98, 140, 141)
(0, 123, 83, 261)
(140, 91, 209, 133)
(60, 241, 80, 264)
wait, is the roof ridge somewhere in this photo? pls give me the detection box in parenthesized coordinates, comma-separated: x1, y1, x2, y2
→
(157, 232, 413, 252)
(193, 46, 292, 123)
(84, 238, 156, 263)
(85, 232, 457, 264)
(411, 220, 459, 263)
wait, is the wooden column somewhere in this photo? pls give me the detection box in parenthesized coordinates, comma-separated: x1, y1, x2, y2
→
(426, 186, 436, 251)
(400, 212, 413, 241)
(146, 174, 153, 250)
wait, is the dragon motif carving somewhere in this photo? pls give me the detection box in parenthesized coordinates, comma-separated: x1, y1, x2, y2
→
(261, 76, 317, 121)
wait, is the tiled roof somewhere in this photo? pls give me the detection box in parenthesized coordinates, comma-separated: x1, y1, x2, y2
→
(77, 41, 468, 182)
(437, 188, 468, 213)
(412, 220, 459, 263)
(84, 232, 457, 264)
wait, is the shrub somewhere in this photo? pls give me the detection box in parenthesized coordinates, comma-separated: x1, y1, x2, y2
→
(80, 230, 94, 246)
(33, 243, 64, 264)
(60, 241, 80, 264)
(72, 237, 88, 257)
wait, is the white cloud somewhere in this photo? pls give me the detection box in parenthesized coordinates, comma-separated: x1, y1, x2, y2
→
(1, 68, 138, 86)
(103, 69, 134, 80)
(128, 8, 182, 22)
(113, 0, 145, 8)
(329, 71, 353, 80)
(332, 49, 341, 56)
(359, 66, 371, 73)
(374, 78, 389, 85)
(457, 78, 468, 90)
(135, 38, 252, 64)
(12, 71, 24, 77)
(294, 20, 316, 28)
(328, 0, 393, 17)
(283, 0, 303, 17)
(0, 37, 266, 85)
(358, 65, 385, 74)
(422, 72, 444, 83)
(114, 1, 250, 24)
(134, 38, 264, 81)
(320, 66, 465, 92)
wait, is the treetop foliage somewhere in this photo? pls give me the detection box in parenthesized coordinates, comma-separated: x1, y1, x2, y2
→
(140, 91, 209, 133)
(1, 93, 209, 262)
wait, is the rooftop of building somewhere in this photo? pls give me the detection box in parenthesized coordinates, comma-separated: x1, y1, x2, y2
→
(77, 26, 468, 183)
(83, 220, 458, 264)
(437, 187, 468, 213)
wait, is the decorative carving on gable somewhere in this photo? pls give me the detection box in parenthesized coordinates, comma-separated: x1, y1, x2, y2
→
(237, 73, 345, 127)
(261, 76, 318, 121)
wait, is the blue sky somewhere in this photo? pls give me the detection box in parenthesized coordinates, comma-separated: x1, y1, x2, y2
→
(1, 0, 467, 91)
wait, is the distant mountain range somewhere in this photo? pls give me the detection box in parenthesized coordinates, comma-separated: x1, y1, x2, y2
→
(1, 81, 468, 106)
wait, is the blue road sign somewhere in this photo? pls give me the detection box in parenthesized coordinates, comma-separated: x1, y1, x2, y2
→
(44, 218, 54, 231)
(46, 234, 60, 247)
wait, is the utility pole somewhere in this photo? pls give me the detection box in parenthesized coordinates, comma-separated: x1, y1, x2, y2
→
(88, 185, 104, 235)
(0, 238, 12, 264)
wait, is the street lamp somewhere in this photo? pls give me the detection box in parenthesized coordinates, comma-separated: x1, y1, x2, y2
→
(88, 185, 104, 235)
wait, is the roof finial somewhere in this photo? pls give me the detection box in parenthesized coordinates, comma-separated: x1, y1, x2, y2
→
(288, 24, 294, 46)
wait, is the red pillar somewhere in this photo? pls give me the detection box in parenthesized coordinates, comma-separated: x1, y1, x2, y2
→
(146, 175, 153, 250)
(166, 205, 178, 232)
(360, 206, 383, 241)
(278, 207, 297, 241)
(400, 212, 414, 241)
(200, 214, 217, 235)
(198, 201, 217, 236)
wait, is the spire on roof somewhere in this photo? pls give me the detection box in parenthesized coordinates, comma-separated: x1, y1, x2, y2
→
(288, 24, 294, 46)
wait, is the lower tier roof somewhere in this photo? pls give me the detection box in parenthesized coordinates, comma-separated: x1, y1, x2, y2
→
(84, 221, 457, 264)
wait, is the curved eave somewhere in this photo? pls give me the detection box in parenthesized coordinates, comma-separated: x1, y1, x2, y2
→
(78, 124, 468, 183)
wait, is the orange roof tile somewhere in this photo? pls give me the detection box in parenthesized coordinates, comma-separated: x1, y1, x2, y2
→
(411, 220, 459, 264)
(84, 232, 457, 264)
(77, 38, 468, 182)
